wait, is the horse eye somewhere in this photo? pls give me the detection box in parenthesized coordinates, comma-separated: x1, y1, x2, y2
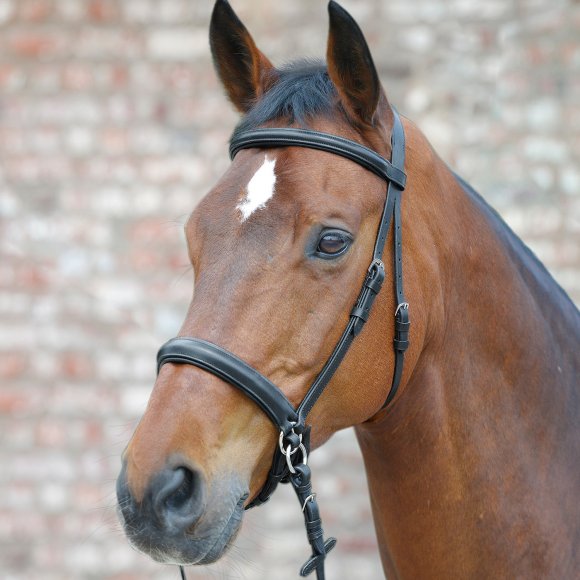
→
(316, 230, 352, 257)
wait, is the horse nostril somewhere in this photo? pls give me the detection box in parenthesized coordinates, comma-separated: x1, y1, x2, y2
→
(152, 465, 204, 532)
(164, 467, 193, 510)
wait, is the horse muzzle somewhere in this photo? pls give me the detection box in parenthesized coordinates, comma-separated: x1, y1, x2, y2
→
(116, 459, 247, 565)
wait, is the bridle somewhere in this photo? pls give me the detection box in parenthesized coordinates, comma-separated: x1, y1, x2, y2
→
(157, 109, 409, 580)
(159, 110, 409, 579)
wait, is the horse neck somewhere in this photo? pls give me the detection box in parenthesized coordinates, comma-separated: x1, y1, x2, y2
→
(355, 118, 580, 578)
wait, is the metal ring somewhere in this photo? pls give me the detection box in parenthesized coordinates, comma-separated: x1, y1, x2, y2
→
(285, 442, 308, 474)
(395, 302, 409, 316)
(285, 445, 296, 473)
(299, 443, 308, 465)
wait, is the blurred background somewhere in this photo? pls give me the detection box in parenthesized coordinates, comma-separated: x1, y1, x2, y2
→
(0, 0, 578, 578)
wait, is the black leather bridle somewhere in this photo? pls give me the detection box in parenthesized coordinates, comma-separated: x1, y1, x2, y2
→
(158, 109, 409, 580)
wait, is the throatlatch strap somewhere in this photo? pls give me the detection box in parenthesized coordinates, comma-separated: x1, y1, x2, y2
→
(383, 194, 409, 407)
(383, 113, 409, 407)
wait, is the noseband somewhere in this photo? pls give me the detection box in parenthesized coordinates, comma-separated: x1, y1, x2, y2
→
(157, 110, 409, 580)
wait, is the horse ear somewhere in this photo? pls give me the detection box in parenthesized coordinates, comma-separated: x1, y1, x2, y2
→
(326, 1, 384, 125)
(209, 0, 276, 113)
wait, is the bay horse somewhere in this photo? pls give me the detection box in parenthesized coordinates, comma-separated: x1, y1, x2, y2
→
(116, 1, 580, 578)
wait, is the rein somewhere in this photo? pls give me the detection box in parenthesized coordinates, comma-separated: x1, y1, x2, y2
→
(157, 109, 409, 579)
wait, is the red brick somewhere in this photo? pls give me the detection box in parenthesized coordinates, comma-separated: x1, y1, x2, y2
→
(71, 482, 104, 509)
(0, 390, 32, 414)
(59, 352, 93, 379)
(14, 264, 52, 291)
(8, 31, 63, 59)
(35, 419, 67, 447)
(0, 510, 46, 538)
(0, 64, 26, 91)
(62, 62, 94, 91)
(99, 127, 129, 155)
(18, 0, 53, 22)
(0, 352, 27, 379)
(87, 0, 119, 23)
(82, 420, 104, 445)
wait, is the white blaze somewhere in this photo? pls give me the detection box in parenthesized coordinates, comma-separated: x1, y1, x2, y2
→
(237, 155, 277, 222)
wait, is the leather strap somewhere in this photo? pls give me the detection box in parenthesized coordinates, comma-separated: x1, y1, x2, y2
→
(383, 188, 409, 407)
(157, 337, 299, 434)
(291, 464, 336, 579)
(381, 112, 409, 406)
(230, 127, 407, 190)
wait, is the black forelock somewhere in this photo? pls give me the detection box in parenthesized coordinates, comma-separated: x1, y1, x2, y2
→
(231, 60, 339, 138)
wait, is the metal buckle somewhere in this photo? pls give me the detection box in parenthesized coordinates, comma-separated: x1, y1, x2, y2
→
(279, 429, 308, 474)
(368, 258, 384, 274)
(395, 302, 409, 317)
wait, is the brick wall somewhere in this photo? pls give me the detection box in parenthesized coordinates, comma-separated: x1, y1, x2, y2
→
(0, 1, 578, 578)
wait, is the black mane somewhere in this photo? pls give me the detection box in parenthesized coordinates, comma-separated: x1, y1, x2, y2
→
(232, 60, 338, 138)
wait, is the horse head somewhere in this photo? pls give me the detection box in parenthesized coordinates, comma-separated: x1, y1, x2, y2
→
(116, 0, 413, 567)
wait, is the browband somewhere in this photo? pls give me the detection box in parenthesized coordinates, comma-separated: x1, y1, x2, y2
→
(229, 127, 407, 189)
(158, 109, 409, 580)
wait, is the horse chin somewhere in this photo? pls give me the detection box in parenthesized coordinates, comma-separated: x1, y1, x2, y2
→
(190, 494, 247, 565)
(194, 508, 244, 565)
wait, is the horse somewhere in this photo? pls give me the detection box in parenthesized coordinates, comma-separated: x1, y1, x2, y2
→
(116, 1, 580, 578)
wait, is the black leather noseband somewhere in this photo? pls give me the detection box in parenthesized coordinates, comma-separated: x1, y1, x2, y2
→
(157, 110, 409, 580)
